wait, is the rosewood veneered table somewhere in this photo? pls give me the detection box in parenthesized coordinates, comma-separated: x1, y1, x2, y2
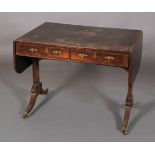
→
(13, 22, 143, 134)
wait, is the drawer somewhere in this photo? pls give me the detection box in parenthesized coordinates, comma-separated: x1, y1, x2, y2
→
(47, 45, 69, 59)
(96, 52, 128, 67)
(71, 50, 95, 63)
(16, 42, 46, 57)
(71, 49, 128, 68)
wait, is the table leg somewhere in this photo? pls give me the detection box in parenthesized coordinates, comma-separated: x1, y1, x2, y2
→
(121, 68, 133, 135)
(23, 59, 48, 119)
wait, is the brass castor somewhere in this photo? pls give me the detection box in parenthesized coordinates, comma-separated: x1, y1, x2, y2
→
(121, 126, 128, 135)
(23, 112, 29, 119)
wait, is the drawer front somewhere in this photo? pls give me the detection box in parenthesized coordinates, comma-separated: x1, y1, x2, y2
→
(16, 42, 46, 57)
(47, 45, 69, 59)
(71, 49, 128, 67)
(71, 50, 95, 63)
(96, 53, 125, 67)
(16, 42, 70, 60)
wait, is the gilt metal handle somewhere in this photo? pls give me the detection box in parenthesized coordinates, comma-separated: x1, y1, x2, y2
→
(104, 56, 114, 60)
(79, 53, 88, 58)
(29, 48, 38, 52)
(51, 50, 62, 55)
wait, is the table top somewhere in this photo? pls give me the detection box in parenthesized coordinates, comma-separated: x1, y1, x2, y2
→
(16, 22, 142, 53)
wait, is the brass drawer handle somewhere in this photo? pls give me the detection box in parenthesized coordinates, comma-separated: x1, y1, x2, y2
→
(79, 53, 88, 58)
(29, 48, 38, 52)
(104, 56, 114, 60)
(51, 50, 62, 55)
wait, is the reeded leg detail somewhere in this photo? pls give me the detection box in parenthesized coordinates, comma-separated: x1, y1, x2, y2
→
(121, 105, 131, 135)
(121, 95, 133, 135)
(23, 59, 48, 119)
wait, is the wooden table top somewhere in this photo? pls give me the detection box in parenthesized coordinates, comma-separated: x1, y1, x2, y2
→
(16, 22, 142, 53)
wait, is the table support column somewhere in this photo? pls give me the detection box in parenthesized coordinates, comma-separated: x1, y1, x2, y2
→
(121, 66, 133, 135)
(23, 58, 48, 119)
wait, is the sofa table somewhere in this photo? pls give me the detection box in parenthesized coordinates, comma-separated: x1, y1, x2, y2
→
(14, 22, 143, 134)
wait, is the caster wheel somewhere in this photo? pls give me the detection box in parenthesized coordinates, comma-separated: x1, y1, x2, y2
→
(23, 112, 29, 119)
(121, 126, 128, 135)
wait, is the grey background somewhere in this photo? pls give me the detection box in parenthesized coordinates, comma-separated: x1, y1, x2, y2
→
(0, 12, 155, 141)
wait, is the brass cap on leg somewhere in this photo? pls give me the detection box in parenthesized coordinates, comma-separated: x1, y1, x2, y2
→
(23, 112, 29, 119)
(121, 125, 128, 135)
